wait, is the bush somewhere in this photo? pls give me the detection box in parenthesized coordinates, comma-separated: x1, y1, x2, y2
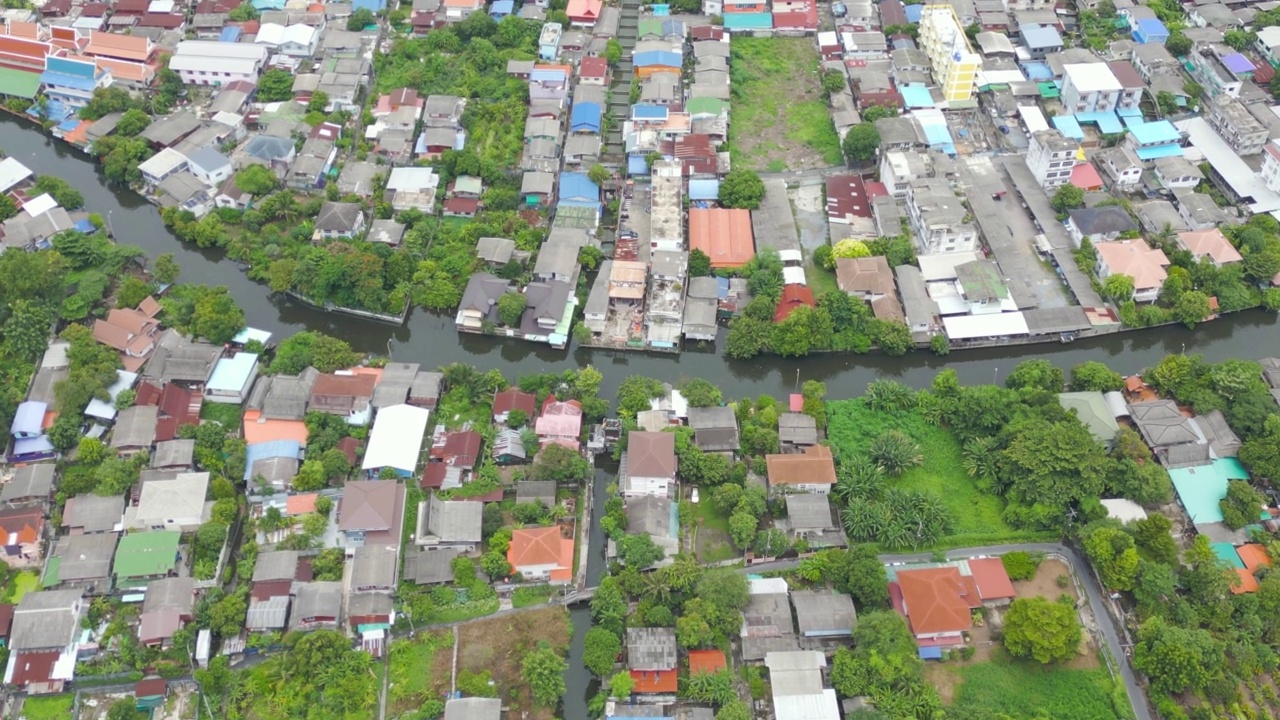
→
(1001, 551, 1041, 581)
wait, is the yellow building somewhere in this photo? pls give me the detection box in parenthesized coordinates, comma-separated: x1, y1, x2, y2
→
(919, 5, 981, 104)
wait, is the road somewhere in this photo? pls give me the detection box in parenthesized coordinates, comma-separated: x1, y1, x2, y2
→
(745, 543, 1152, 720)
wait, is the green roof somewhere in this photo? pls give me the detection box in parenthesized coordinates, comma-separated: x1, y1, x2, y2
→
(955, 260, 1009, 303)
(1058, 392, 1120, 443)
(1037, 82, 1060, 99)
(1212, 542, 1245, 569)
(114, 531, 181, 580)
(0, 68, 41, 100)
(1168, 458, 1249, 524)
(42, 556, 60, 588)
(687, 97, 728, 116)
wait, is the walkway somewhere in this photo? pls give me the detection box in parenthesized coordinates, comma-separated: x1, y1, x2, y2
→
(745, 543, 1152, 720)
(602, 0, 641, 164)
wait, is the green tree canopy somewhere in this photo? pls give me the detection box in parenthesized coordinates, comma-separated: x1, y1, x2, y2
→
(1002, 596, 1082, 663)
(842, 123, 880, 162)
(718, 169, 765, 209)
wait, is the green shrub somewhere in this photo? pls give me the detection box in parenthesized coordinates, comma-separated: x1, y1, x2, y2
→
(1001, 551, 1041, 581)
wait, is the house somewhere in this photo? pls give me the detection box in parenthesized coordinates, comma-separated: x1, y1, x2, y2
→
(1095, 146, 1143, 189)
(314, 202, 365, 239)
(493, 389, 537, 424)
(125, 472, 211, 532)
(113, 531, 180, 589)
(1152, 156, 1204, 190)
(1178, 229, 1241, 267)
(1067, 206, 1137, 247)
(350, 544, 398, 593)
(774, 284, 816, 322)
(517, 480, 557, 508)
(41, 56, 110, 111)
(46, 533, 117, 592)
(62, 494, 124, 535)
(1025, 129, 1078, 190)
(566, 0, 601, 26)
(111, 405, 159, 454)
(204, 352, 258, 405)
(135, 577, 195, 648)
(905, 178, 978, 255)
(185, 147, 233, 186)
(919, 5, 981, 102)
(409, 371, 444, 409)
(4, 589, 85, 694)
(1128, 399, 1199, 452)
(254, 22, 319, 56)
(687, 406, 740, 454)
(404, 546, 459, 585)
(92, 301, 161, 366)
(688, 208, 755, 269)
(622, 431, 676, 497)
(1059, 62, 1122, 113)
(290, 581, 342, 631)
(627, 627, 678, 694)
(309, 372, 377, 422)
(476, 236, 516, 267)
(893, 566, 976, 647)
(385, 167, 440, 213)
(455, 274, 511, 331)
(169, 40, 269, 85)
(372, 362, 421, 410)
(338, 480, 405, 549)
(1207, 96, 1268, 156)
(151, 439, 196, 471)
(414, 494, 482, 551)
(1095, 240, 1170, 303)
(765, 445, 837, 494)
(836, 255, 897, 307)
(362, 404, 431, 478)
(443, 698, 502, 720)
(579, 56, 608, 85)
(765, 651, 840, 720)
(778, 412, 819, 447)
(507, 526, 574, 583)
(0, 507, 43, 568)
(1187, 46, 1247, 100)
(784, 494, 842, 547)
(741, 577, 799, 660)
(2, 464, 54, 508)
(792, 590, 856, 637)
(624, 495, 678, 563)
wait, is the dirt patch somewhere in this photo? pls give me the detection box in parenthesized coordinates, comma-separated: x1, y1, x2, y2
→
(456, 606, 572, 720)
(923, 662, 963, 704)
(1013, 558, 1076, 602)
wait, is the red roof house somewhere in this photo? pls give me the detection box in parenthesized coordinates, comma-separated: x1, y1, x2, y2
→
(895, 567, 978, 645)
(492, 388, 537, 423)
(773, 284, 816, 322)
(566, 0, 602, 26)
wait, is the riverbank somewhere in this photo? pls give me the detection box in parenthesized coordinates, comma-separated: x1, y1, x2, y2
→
(4, 117, 1280, 403)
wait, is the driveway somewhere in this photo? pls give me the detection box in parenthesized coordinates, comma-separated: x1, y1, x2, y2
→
(745, 543, 1152, 720)
(790, 183, 829, 253)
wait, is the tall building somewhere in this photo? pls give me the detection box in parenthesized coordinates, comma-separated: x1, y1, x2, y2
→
(919, 5, 980, 103)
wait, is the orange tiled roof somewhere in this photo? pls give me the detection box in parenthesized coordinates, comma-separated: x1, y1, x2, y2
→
(1237, 544, 1272, 573)
(507, 526, 574, 581)
(286, 493, 318, 515)
(1233, 568, 1260, 595)
(688, 650, 726, 675)
(630, 669, 678, 693)
(242, 410, 309, 446)
(93, 57, 155, 84)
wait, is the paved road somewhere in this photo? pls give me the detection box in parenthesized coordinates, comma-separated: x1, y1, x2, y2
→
(745, 543, 1152, 720)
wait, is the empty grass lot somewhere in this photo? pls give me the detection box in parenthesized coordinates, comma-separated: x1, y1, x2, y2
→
(19, 694, 74, 720)
(935, 650, 1132, 720)
(729, 38, 844, 171)
(826, 400, 1016, 542)
(387, 630, 452, 717)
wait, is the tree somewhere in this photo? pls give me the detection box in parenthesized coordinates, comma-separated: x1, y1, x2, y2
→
(497, 291, 526, 327)
(1003, 597, 1081, 663)
(257, 68, 296, 102)
(842, 123, 880, 162)
(868, 430, 922, 475)
(291, 459, 327, 492)
(1000, 418, 1109, 507)
(802, 379, 827, 429)
(729, 511, 757, 549)
(681, 378, 722, 408)
(1050, 184, 1084, 214)
(186, 286, 245, 344)
(604, 38, 622, 65)
(480, 551, 510, 579)
(831, 546, 890, 609)
(33, 176, 83, 210)
(1224, 28, 1255, 51)
(696, 568, 749, 610)
(1070, 361, 1124, 392)
(235, 165, 277, 196)
(1005, 359, 1064, 393)
(1133, 617, 1222, 695)
(106, 698, 146, 720)
(116, 108, 150, 137)
(347, 7, 376, 29)
(617, 533, 665, 569)
(832, 238, 871, 259)
(718, 169, 765, 209)
(1220, 479, 1266, 528)
(609, 670, 634, 699)
(521, 647, 566, 708)
(2, 299, 52, 360)
(1172, 290, 1212, 328)
(591, 577, 627, 636)
(583, 627, 621, 677)
(862, 104, 896, 123)
(269, 331, 360, 374)
(1083, 524, 1140, 591)
(150, 253, 180, 285)
(1133, 513, 1179, 565)
(588, 164, 611, 187)
(47, 415, 81, 452)
(1165, 31, 1191, 56)
(873, 321, 913, 356)
(229, 1, 257, 19)
(725, 315, 771, 359)
(1000, 551, 1040, 581)
(716, 700, 752, 720)
(822, 68, 848, 94)
(528, 443, 591, 482)
(688, 248, 711, 277)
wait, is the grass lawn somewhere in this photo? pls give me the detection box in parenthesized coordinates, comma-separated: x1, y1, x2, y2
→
(826, 400, 1014, 540)
(729, 37, 843, 171)
(388, 630, 453, 717)
(692, 500, 737, 563)
(6, 570, 39, 603)
(435, 387, 494, 430)
(512, 584, 556, 608)
(19, 694, 74, 720)
(944, 651, 1131, 720)
(805, 258, 839, 298)
(200, 401, 244, 428)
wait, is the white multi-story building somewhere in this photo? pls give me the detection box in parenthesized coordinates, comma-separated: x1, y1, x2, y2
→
(906, 178, 977, 255)
(1025, 129, 1078, 190)
(168, 41, 268, 86)
(1060, 63, 1122, 113)
(918, 5, 980, 103)
(1261, 143, 1280, 194)
(879, 150, 931, 199)
(649, 160, 684, 253)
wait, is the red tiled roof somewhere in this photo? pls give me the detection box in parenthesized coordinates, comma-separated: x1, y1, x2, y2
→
(689, 25, 724, 40)
(337, 436, 361, 466)
(492, 388, 536, 417)
(897, 567, 978, 636)
(136, 677, 167, 698)
(443, 197, 480, 215)
(1070, 163, 1104, 191)
(1237, 544, 1272, 573)
(251, 578, 293, 602)
(507, 526, 573, 580)
(630, 669, 678, 693)
(766, 445, 836, 487)
(688, 649, 726, 675)
(968, 557, 1015, 600)
(84, 30, 153, 62)
(689, 208, 755, 268)
(773, 284, 815, 322)
(1233, 568, 1260, 594)
(579, 56, 608, 79)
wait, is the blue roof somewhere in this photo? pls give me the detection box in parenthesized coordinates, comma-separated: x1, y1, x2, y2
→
(11, 401, 45, 436)
(723, 12, 771, 29)
(652, 3, 669, 14)
(58, 118, 80, 132)
(1136, 18, 1168, 37)
(1021, 61, 1053, 80)
(628, 154, 650, 175)
(251, 0, 285, 9)
(530, 68, 566, 83)
(207, 352, 259, 393)
(633, 50, 682, 67)
(73, 218, 96, 233)
(558, 172, 599, 202)
(1136, 144, 1184, 160)
(571, 101, 601, 130)
(918, 118, 954, 149)
(1168, 458, 1248, 524)
(632, 103, 668, 120)
(1020, 23, 1062, 49)
(41, 69, 98, 92)
(243, 439, 303, 481)
(903, 3, 922, 21)
(490, 0, 513, 13)
(1075, 110, 1123, 134)
(1117, 106, 1143, 118)
(352, 0, 386, 11)
(901, 85, 934, 108)
(219, 26, 242, 42)
(1129, 119, 1180, 145)
(716, 276, 730, 298)
(45, 56, 98, 81)
(1052, 114, 1084, 140)
(688, 178, 719, 200)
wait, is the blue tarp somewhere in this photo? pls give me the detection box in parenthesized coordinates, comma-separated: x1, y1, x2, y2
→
(901, 85, 934, 109)
(1052, 114, 1084, 140)
(352, 0, 386, 11)
(918, 118, 955, 156)
(490, 0, 513, 15)
(219, 26, 242, 42)
(1021, 61, 1053, 80)
(73, 219, 96, 233)
(919, 646, 943, 660)
(688, 178, 719, 200)
(627, 154, 649, 176)
(722, 12, 771, 29)
(653, 3, 669, 14)
(1075, 110, 1123, 134)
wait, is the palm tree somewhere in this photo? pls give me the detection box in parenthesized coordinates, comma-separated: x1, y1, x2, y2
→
(834, 457, 886, 503)
(639, 571, 671, 604)
(868, 430, 923, 476)
(662, 556, 701, 593)
(864, 380, 917, 412)
(962, 437, 999, 481)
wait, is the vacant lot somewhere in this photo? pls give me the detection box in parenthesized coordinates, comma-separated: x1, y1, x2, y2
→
(929, 650, 1130, 720)
(20, 694, 73, 720)
(457, 607, 571, 720)
(388, 630, 453, 718)
(729, 38, 843, 171)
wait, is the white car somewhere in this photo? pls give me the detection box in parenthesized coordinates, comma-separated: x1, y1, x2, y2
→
(690, 488, 700, 504)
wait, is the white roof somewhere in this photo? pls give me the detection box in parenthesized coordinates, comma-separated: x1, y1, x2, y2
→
(255, 22, 316, 47)
(85, 370, 139, 421)
(21, 193, 58, 219)
(362, 404, 431, 473)
(1105, 391, 1129, 418)
(774, 690, 841, 720)
(1101, 498, 1147, 523)
(386, 167, 439, 192)
(1018, 105, 1049, 134)
(1177, 117, 1280, 214)
(942, 312, 1029, 340)
(148, 0, 175, 11)
(1063, 62, 1121, 93)
(138, 147, 189, 178)
(979, 69, 1026, 85)
(169, 54, 263, 76)
(0, 156, 33, 194)
(917, 251, 981, 281)
(1257, 26, 1280, 49)
(749, 577, 789, 595)
(174, 39, 269, 61)
(782, 266, 807, 285)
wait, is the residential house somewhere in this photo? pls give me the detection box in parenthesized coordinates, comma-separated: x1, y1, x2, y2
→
(741, 577, 799, 661)
(309, 372, 377, 421)
(113, 531, 181, 589)
(205, 352, 259, 405)
(185, 147, 233, 186)
(1066, 206, 1137, 247)
(1095, 240, 1170, 304)
(566, 0, 601, 26)
(61, 494, 124, 535)
(403, 546, 459, 585)
(41, 56, 111, 111)
(784, 494, 843, 547)
(385, 167, 440, 213)
(622, 431, 677, 497)
(350, 544, 397, 593)
(414, 494, 482, 551)
(455, 274, 511, 331)
(254, 22, 319, 56)
(138, 577, 196, 647)
(1177, 229, 1242, 267)
(47, 533, 117, 592)
(506, 526, 574, 583)
(290, 581, 342, 630)
(792, 590, 857, 637)
(1060, 63, 1122, 112)
(0, 507, 43, 568)
(338, 480, 405, 549)
(1025, 129, 1078, 190)
(1132, 42, 1178, 83)
(314, 201, 365, 239)
(124, 471, 211, 532)
(111, 405, 159, 454)
(764, 651, 840, 720)
(4, 589, 85, 694)
(627, 627, 678, 694)
(687, 406, 740, 454)
(361, 404, 431, 478)
(906, 179, 977, 255)
(492, 388, 537, 424)
(765, 445, 837, 495)
(2, 464, 54, 508)
(169, 40, 268, 85)
(1152, 155, 1204, 190)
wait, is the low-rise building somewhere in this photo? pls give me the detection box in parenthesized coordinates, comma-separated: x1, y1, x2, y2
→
(906, 178, 977, 255)
(1025, 129, 1077, 189)
(414, 494, 482, 551)
(169, 40, 268, 85)
(1207, 96, 1267, 156)
(1095, 240, 1170, 303)
(1066, 206, 1137, 247)
(765, 445, 837, 495)
(621, 431, 676, 497)
(507, 526, 573, 583)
